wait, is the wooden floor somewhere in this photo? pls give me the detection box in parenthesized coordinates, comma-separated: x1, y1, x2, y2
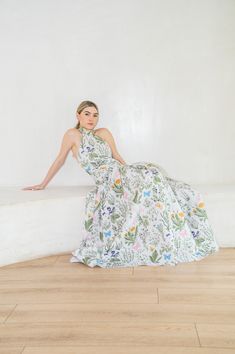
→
(0, 248, 235, 354)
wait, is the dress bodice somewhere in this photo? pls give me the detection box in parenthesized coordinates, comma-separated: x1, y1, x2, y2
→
(77, 126, 122, 186)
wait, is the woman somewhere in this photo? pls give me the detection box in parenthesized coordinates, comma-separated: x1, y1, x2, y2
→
(23, 100, 219, 268)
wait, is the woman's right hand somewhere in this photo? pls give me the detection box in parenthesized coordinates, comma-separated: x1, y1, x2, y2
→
(21, 183, 46, 191)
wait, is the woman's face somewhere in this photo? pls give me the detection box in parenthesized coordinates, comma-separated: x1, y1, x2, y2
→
(77, 107, 99, 130)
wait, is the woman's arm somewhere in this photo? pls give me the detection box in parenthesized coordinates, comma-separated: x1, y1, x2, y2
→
(99, 128, 127, 165)
(22, 129, 77, 190)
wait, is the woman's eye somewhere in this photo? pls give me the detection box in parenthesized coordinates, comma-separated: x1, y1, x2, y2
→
(85, 113, 97, 117)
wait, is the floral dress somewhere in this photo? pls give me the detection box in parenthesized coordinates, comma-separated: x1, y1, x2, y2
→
(70, 126, 219, 268)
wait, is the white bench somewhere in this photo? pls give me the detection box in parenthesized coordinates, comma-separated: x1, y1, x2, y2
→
(0, 186, 94, 267)
(0, 184, 234, 267)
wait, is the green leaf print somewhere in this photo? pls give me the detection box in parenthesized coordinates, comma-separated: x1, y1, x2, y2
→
(194, 237, 206, 246)
(124, 226, 138, 245)
(85, 217, 93, 232)
(171, 213, 186, 231)
(94, 200, 101, 212)
(110, 257, 121, 263)
(90, 152, 99, 159)
(162, 210, 171, 232)
(153, 176, 162, 184)
(193, 207, 207, 220)
(138, 215, 149, 228)
(99, 232, 104, 241)
(150, 249, 158, 262)
(111, 213, 120, 223)
(82, 257, 91, 265)
(133, 190, 141, 203)
(149, 249, 161, 263)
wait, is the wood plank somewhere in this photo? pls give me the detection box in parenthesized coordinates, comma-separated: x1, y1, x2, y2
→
(1, 267, 235, 289)
(22, 346, 235, 354)
(0, 348, 24, 354)
(159, 288, 235, 304)
(5, 303, 235, 324)
(0, 282, 157, 304)
(196, 323, 235, 349)
(0, 322, 199, 347)
(0, 305, 16, 323)
(0, 265, 133, 281)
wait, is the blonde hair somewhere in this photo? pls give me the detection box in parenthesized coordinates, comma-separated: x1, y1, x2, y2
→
(75, 100, 99, 129)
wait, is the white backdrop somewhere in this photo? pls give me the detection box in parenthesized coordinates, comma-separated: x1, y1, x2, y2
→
(0, 0, 234, 187)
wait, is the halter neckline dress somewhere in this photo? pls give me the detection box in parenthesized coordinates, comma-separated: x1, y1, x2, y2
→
(70, 126, 219, 268)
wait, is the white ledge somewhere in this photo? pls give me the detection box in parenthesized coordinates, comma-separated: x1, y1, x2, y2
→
(0, 186, 95, 267)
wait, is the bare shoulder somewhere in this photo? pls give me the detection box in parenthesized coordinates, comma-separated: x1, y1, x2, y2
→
(94, 127, 113, 138)
(65, 128, 81, 140)
(66, 127, 80, 137)
(94, 127, 105, 133)
(61, 128, 81, 151)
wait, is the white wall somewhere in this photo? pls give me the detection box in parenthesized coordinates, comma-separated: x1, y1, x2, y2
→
(0, 0, 234, 187)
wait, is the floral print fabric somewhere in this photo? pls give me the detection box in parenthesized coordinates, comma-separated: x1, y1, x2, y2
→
(70, 127, 219, 268)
